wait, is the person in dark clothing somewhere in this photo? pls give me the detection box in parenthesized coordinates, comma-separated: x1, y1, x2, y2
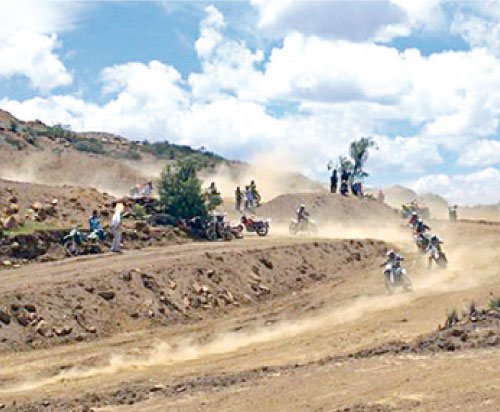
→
(89, 210, 105, 240)
(235, 186, 243, 212)
(340, 169, 350, 183)
(330, 169, 338, 193)
(340, 181, 349, 196)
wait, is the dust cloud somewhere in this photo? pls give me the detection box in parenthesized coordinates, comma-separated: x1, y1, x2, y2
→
(5, 231, 497, 394)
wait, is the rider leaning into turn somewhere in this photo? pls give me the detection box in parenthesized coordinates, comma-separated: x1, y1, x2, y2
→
(426, 235, 444, 268)
(297, 204, 309, 223)
(381, 250, 404, 281)
(414, 218, 430, 235)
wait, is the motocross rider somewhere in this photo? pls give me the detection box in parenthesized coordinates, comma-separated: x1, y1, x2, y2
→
(426, 235, 443, 269)
(381, 250, 404, 282)
(89, 210, 105, 241)
(408, 212, 419, 228)
(297, 204, 310, 225)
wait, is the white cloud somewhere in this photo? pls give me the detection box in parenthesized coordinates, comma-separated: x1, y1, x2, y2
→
(457, 139, 500, 167)
(250, 0, 446, 42)
(189, 6, 264, 102)
(412, 167, 500, 205)
(369, 136, 442, 173)
(4, 3, 500, 204)
(0, 0, 83, 92)
(450, 1, 500, 56)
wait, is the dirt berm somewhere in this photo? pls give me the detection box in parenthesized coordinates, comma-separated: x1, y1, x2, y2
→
(0, 239, 387, 353)
(257, 193, 399, 225)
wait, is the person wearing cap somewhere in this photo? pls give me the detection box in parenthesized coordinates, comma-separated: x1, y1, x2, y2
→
(110, 203, 124, 253)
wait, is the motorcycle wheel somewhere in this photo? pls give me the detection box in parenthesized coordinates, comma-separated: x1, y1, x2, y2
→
(289, 222, 298, 235)
(437, 254, 447, 268)
(223, 230, 233, 241)
(384, 276, 394, 295)
(401, 274, 413, 292)
(308, 222, 318, 235)
(205, 227, 217, 241)
(64, 240, 79, 257)
(256, 225, 269, 237)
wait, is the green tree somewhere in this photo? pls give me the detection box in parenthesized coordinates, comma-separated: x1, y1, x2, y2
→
(349, 137, 377, 179)
(158, 158, 221, 220)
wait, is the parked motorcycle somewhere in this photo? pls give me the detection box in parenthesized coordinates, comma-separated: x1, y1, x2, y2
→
(383, 257, 412, 294)
(62, 227, 105, 257)
(241, 215, 271, 237)
(205, 213, 233, 241)
(228, 220, 244, 239)
(289, 218, 318, 235)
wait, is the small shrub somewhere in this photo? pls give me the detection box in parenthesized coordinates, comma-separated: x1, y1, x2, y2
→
(74, 138, 106, 155)
(5, 136, 25, 150)
(131, 204, 147, 220)
(113, 150, 142, 161)
(444, 308, 459, 329)
(488, 296, 500, 309)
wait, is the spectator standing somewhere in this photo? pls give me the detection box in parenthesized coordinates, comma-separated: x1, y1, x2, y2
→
(235, 186, 243, 212)
(110, 203, 124, 253)
(330, 169, 338, 193)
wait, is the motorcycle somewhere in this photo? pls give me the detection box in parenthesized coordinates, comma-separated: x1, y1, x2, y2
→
(206, 214, 233, 241)
(228, 220, 245, 239)
(383, 258, 412, 294)
(62, 227, 105, 257)
(427, 245, 447, 269)
(414, 233, 430, 253)
(289, 218, 318, 235)
(241, 215, 271, 237)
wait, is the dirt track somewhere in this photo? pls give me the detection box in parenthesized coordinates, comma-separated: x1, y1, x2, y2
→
(1, 221, 499, 411)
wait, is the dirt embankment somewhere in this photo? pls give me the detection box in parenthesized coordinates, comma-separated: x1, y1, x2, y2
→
(7, 305, 499, 412)
(256, 193, 399, 226)
(0, 178, 115, 228)
(0, 240, 387, 353)
(0, 225, 188, 267)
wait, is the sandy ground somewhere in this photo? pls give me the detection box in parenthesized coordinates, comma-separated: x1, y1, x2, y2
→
(0, 220, 499, 411)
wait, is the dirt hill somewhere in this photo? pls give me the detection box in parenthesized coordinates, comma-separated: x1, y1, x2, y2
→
(256, 193, 399, 226)
(0, 109, 324, 200)
(379, 185, 449, 219)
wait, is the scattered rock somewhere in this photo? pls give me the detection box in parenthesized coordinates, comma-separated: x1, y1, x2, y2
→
(259, 257, 274, 269)
(149, 384, 165, 392)
(54, 326, 73, 337)
(24, 304, 37, 313)
(98, 291, 115, 301)
(122, 271, 133, 281)
(0, 309, 11, 325)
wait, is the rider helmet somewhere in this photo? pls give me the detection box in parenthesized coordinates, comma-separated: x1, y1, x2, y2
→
(386, 250, 395, 258)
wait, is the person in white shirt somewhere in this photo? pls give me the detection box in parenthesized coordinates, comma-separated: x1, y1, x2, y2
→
(110, 203, 124, 253)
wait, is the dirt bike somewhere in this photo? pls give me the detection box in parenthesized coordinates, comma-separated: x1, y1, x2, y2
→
(241, 215, 271, 237)
(289, 218, 318, 235)
(62, 227, 105, 257)
(415, 233, 430, 253)
(205, 214, 233, 241)
(428, 245, 447, 269)
(228, 220, 244, 239)
(383, 259, 412, 294)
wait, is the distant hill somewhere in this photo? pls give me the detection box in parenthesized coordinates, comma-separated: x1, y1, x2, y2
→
(375, 185, 449, 219)
(0, 109, 323, 200)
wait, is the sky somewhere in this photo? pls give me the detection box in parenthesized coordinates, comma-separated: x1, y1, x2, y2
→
(1, 0, 500, 205)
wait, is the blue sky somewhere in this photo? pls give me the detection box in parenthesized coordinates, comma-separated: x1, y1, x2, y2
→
(1, 0, 500, 204)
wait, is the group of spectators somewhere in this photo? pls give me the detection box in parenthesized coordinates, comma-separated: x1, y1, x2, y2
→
(329, 169, 364, 197)
(235, 180, 261, 212)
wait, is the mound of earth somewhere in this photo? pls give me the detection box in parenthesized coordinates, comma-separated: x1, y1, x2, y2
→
(379, 185, 449, 219)
(460, 203, 500, 222)
(0, 178, 115, 228)
(256, 193, 399, 226)
(0, 239, 387, 352)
